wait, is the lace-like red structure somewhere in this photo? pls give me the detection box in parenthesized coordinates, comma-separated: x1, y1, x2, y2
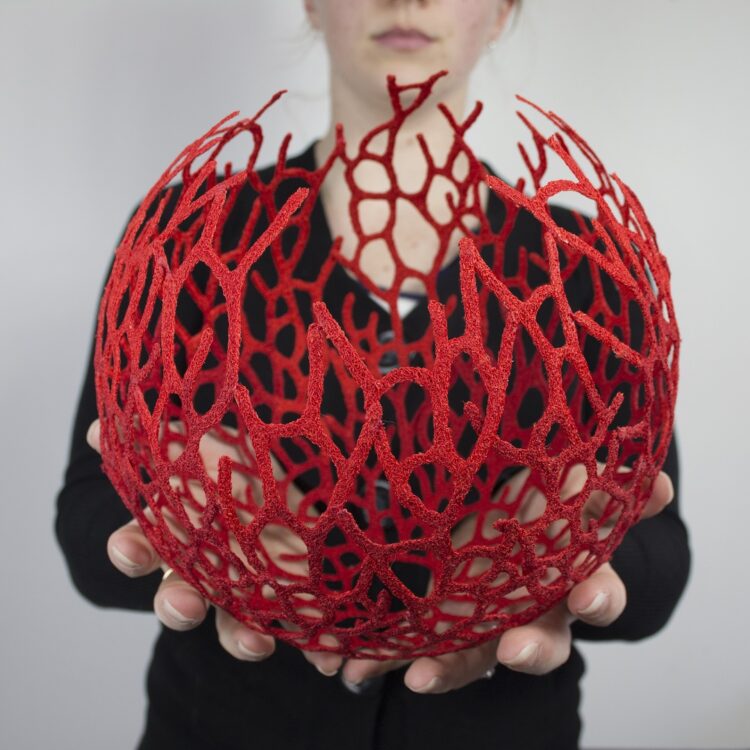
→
(94, 72, 679, 659)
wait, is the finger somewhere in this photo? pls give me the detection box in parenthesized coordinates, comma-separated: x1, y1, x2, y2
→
(301, 648, 346, 677)
(90, 414, 146, 452)
(214, 606, 276, 662)
(300, 632, 348, 677)
(340, 656, 411, 687)
(403, 639, 498, 694)
(86, 419, 101, 453)
(496, 601, 575, 676)
(107, 517, 162, 576)
(153, 564, 211, 632)
(565, 560, 627, 626)
(638, 471, 674, 521)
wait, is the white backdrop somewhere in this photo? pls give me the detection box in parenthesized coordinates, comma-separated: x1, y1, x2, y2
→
(1, 1, 747, 748)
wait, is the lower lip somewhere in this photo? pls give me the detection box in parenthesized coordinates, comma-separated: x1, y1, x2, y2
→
(373, 31, 434, 51)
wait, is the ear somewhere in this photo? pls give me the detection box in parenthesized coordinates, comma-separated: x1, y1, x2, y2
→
(303, 0, 321, 31)
(488, 0, 515, 45)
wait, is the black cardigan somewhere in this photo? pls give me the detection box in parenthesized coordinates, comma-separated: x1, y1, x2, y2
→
(54, 140, 691, 750)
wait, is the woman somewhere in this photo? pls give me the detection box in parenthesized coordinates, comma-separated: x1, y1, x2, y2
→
(56, 1, 691, 748)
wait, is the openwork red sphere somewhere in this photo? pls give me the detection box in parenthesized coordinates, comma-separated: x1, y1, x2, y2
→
(94, 72, 679, 659)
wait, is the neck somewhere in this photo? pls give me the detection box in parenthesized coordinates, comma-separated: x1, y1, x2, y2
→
(314, 70, 469, 171)
(311, 70, 484, 296)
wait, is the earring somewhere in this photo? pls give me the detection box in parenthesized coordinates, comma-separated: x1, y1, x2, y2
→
(487, 38, 498, 52)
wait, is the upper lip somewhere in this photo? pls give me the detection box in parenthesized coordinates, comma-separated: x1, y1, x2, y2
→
(372, 25, 436, 40)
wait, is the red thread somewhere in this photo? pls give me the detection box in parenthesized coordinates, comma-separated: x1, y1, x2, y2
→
(94, 71, 679, 659)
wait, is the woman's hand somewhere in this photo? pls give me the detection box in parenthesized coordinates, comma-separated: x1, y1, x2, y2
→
(90, 413, 673, 689)
(86, 417, 343, 676)
(338, 465, 675, 694)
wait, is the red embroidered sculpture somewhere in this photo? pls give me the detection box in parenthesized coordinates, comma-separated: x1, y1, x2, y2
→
(93, 72, 679, 659)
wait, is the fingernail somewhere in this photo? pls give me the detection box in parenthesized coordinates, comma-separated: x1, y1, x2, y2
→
(408, 675, 441, 693)
(341, 676, 363, 692)
(504, 642, 540, 667)
(86, 420, 100, 448)
(340, 672, 386, 695)
(578, 591, 608, 616)
(237, 640, 270, 661)
(316, 663, 339, 677)
(111, 543, 141, 570)
(163, 598, 199, 626)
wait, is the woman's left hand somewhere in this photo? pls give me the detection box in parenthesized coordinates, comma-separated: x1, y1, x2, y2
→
(339, 467, 675, 694)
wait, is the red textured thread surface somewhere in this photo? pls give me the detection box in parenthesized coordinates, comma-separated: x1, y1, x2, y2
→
(93, 72, 679, 659)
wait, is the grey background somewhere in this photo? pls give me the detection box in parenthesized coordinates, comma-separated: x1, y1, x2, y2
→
(1, 1, 747, 748)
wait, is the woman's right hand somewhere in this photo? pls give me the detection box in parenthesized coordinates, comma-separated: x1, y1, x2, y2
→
(86, 417, 344, 677)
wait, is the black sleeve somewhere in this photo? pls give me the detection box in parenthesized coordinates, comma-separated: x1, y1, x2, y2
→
(54, 203, 162, 611)
(53, 309, 164, 610)
(569, 431, 691, 641)
(53, 175, 265, 612)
